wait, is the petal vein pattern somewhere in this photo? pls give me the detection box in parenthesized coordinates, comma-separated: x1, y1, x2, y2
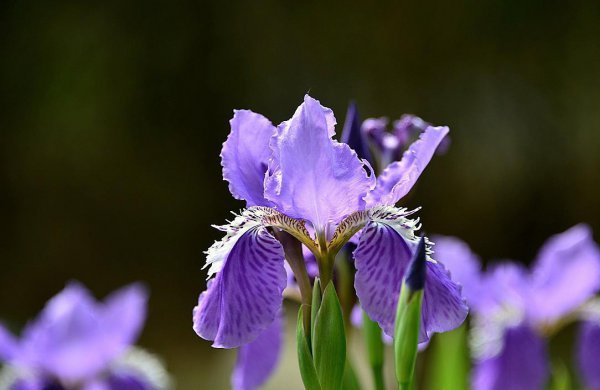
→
(195, 209, 288, 348)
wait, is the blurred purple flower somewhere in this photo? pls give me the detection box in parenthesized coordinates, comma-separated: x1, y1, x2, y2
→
(0, 282, 171, 390)
(435, 225, 600, 390)
(193, 95, 466, 389)
(341, 103, 449, 171)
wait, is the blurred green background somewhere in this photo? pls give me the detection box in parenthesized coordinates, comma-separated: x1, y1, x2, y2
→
(0, 1, 599, 388)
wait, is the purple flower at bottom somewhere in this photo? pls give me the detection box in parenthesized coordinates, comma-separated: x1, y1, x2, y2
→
(577, 320, 600, 390)
(0, 283, 171, 390)
(435, 225, 600, 390)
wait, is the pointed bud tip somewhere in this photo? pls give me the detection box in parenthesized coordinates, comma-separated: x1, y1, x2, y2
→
(405, 236, 427, 291)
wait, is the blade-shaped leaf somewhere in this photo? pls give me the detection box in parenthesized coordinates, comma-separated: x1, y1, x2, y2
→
(313, 283, 346, 390)
(297, 304, 322, 390)
(426, 324, 468, 390)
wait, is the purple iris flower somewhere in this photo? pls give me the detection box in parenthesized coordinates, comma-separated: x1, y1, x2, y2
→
(435, 224, 600, 390)
(193, 95, 467, 389)
(0, 282, 171, 390)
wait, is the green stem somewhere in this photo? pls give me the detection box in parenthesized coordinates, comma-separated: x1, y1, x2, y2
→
(363, 310, 385, 390)
(276, 231, 312, 337)
(316, 230, 333, 291)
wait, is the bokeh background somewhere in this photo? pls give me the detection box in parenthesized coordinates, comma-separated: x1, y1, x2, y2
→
(1, 1, 599, 388)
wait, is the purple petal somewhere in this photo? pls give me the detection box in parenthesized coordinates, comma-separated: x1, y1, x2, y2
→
(365, 126, 449, 207)
(264, 95, 374, 231)
(432, 236, 485, 310)
(528, 224, 600, 324)
(577, 321, 600, 390)
(106, 374, 153, 390)
(340, 102, 372, 164)
(193, 227, 287, 348)
(353, 221, 467, 340)
(472, 325, 549, 390)
(0, 323, 18, 361)
(18, 282, 112, 382)
(101, 283, 148, 359)
(222, 110, 276, 207)
(419, 260, 469, 342)
(353, 221, 411, 336)
(232, 313, 283, 390)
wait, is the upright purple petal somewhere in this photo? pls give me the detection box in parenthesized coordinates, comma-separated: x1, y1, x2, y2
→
(365, 126, 449, 207)
(528, 224, 600, 324)
(232, 313, 283, 390)
(353, 220, 467, 340)
(18, 283, 112, 382)
(577, 321, 600, 390)
(101, 284, 148, 360)
(341, 102, 372, 164)
(193, 227, 287, 348)
(264, 95, 374, 231)
(433, 236, 485, 310)
(472, 325, 549, 390)
(420, 260, 469, 342)
(222, 110, 276, 207)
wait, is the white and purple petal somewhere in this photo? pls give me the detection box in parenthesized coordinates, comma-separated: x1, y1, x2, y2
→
(472, 325, 549, 390)
(193, 226, 286, 348)
(222, 110, 276, 207)
(232, 313, 283, 390)
(577, 321, 600, 390)
(365, 126, 449, 207)
(264, 95, 374, 231)
(528, 224, 600, 324)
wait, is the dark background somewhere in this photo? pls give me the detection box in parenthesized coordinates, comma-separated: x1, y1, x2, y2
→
(0, 1, 599, 388)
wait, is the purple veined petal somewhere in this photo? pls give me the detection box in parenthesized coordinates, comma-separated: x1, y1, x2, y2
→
(18, 282, 112, 383)
(264, 95, 375, 232)
(353, 221, 411, 337)
(340, 101, 372, 164)
(472, 325, 549, 390)
(353, 215, 467, 340)
(193, 226, 287, 348)
(419, 260, 469, 342)
(231, 313, 283, 390)
(221, 110, 277, 207)
(365, 125, 449, 208)
(576, 321, 600, 390)
(528, 224, 600, 324)
(100, 283, 148, 361)
(0, 323, 19, 362)
(432, 236, 486, 311)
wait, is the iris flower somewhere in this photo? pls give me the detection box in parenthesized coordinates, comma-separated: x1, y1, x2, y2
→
(435, 225, 600, 390)
(0, 282, 171, 390)
(193, 95, 467, 389)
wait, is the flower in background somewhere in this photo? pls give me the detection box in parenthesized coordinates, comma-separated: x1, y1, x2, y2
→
(435, 225, 600, 390)
(341, 101, 449, 172)
(0, 282, 171, 390)
(193, 95, 467, 389)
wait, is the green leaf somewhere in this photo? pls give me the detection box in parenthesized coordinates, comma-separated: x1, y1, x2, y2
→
(426, 324, 468, 390)
(394, 284, 423, 390)
(362, 310, 385, 390)
(311, 278, 322, 352)
(342, 358, 361, 390)
(297, 304, 322, 390)
(313, 283, 346, 390)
